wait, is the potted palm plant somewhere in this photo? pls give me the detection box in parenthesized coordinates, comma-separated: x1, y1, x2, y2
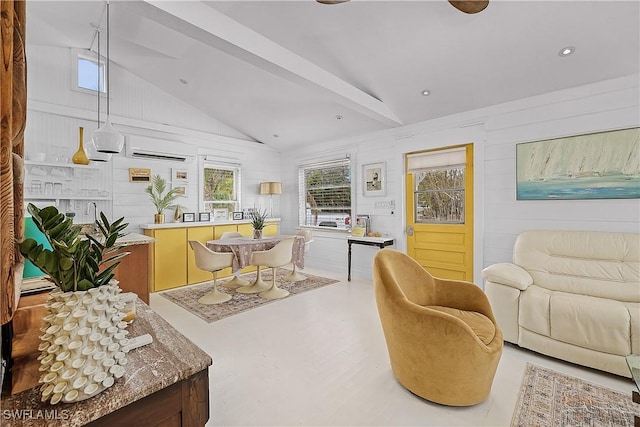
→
(248, 207, 269, 239)
(18, 203, 130, 404)
(145, 174, 183, 224)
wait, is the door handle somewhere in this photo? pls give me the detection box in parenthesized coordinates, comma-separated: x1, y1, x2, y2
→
(406, 226, 414, 236)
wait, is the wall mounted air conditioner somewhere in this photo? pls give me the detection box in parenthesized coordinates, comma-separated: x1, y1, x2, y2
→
(125, 136, 196, 163)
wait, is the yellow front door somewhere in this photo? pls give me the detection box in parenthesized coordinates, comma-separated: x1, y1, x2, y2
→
(405, 144, 474, 281)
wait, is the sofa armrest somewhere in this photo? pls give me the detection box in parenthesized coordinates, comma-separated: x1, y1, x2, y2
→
(481, 263, 533, 291)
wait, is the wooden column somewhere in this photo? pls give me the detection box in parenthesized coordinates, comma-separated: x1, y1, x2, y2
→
(1, 0, 27, 326)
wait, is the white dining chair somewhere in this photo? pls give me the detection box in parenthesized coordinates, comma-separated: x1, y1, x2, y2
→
(220, 231, 243, 239)
(219, 231, 249, 288)
(283, 230, 314, 282)
(189, 240, 234, 304)
(248, 237, 295, 300)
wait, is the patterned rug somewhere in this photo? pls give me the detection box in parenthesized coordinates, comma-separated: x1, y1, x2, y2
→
(159, 269, 339, 323)
(511, 363, 639, 427)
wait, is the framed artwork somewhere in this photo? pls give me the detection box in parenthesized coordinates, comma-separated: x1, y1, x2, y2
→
(171, 183, 188, 197)
(128, 168, 151, 183)
(233, 211, 244, 220)
(198, 212, 211, 222)
(182, 212, 195, 222)
(516, 127, 640, 200)
(172, 168, 189, 182)
(213, 208, 228, 221)
(363, 162, 385, 197)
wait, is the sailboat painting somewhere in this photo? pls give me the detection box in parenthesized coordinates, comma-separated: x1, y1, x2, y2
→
(516, 127, 639, 200)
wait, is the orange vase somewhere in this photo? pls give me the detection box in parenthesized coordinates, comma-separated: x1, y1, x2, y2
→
(72, 127, 90, 165)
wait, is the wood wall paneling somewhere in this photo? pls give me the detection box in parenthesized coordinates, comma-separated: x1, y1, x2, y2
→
(1, 0, 26, 325)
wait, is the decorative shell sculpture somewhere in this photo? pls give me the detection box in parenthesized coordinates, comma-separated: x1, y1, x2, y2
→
(19, 204, 132, 404)
(37, 283, 131, 404)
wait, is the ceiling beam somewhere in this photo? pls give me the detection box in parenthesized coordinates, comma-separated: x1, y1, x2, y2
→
(138, 0, 403, 126)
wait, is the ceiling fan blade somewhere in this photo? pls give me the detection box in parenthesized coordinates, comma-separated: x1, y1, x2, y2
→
(449, 1, 489, 14)
(316, 0, 350, 4)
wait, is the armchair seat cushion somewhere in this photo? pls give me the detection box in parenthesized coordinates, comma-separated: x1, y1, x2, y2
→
(428, 306, 496, 345)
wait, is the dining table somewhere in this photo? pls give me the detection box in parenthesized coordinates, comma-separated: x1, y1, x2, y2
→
(206, 235, 306, 293)
(206, 235, 305, 273)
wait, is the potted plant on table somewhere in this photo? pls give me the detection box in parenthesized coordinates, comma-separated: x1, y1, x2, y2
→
(145, 174, 183, 224)
(18, 203, 130, 404)
(248, 207, 269, 239)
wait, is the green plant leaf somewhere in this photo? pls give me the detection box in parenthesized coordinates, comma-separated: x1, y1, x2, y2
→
(77, 279, 94, 291)
(59, 257, 73, 271)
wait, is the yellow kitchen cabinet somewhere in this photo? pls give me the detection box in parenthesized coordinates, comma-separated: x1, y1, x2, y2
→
(237, 224, 253, 237)
(187, 226, 215, 284)
(263, 222, 278, 236)
(145, 228, 187, 291)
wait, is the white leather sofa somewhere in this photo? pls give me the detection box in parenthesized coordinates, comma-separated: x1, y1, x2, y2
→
(482, 230, 639, 377)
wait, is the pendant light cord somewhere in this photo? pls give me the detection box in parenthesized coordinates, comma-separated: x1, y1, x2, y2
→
(106, 0, 111, 116)
(96, 27, 101, 127)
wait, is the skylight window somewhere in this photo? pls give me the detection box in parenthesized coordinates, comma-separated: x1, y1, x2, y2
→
(73, 50, 105, 94)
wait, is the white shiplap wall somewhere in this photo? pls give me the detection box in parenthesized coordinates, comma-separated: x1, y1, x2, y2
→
(25, 45, 281, 233)
(25, 42, 640, 284)
(281, 74, 640, 284)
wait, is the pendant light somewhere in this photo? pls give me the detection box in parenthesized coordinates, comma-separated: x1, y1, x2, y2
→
(93, 1, 124, 154)
(88, 26, 112, 162)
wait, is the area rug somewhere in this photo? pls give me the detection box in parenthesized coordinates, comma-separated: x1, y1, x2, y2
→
(159, 269, 339, 323)
(511, 363, 639, 427)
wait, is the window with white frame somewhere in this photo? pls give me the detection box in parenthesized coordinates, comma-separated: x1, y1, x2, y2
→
(73, 50, 105, 94)
(298, 158, 352, 229)
(202, 162, 241, 217)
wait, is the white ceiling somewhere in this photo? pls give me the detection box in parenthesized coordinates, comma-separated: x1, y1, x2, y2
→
(27, 1, 640, 151)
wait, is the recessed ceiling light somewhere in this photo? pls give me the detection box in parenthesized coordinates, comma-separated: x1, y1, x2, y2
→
(336, 115, 343, 120)
(179, 78, 188, 84)
(421, 89, 431, 96)
(558, 46, 575, 57)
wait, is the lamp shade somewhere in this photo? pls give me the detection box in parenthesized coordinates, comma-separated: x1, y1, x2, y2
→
(92, 116, 124, 153)
(260, 182, 282, 195)
(260, 182, 271, 195)
(269, 182, 282, 195)
(87, 139, 112, 162)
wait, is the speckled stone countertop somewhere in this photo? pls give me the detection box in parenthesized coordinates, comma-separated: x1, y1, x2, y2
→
(1, 300, 212, 426)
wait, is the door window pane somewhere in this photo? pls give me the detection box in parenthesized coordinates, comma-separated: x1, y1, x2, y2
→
(414, 167, 465, 223)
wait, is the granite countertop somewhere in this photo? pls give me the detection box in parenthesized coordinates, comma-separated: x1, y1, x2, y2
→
(115, 232, 155, 247)
(2, 300, 212, 427)
(141, 217, 281, 230)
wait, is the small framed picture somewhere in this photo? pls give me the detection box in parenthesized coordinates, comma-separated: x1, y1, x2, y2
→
(363, 162, 385, 197)
(182, 212, 195, 222)
(171, 183, 188, 197)
(172, 168, 189, 182)
(198, 212, 211, 222)
(213, 208, 228, 221)
(233, 211, 244, 220)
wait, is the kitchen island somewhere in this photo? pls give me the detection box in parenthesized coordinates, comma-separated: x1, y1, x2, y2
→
(2, 299, 212, 427)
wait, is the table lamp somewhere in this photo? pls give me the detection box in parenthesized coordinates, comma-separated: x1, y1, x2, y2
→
(260, 181, 282, 217)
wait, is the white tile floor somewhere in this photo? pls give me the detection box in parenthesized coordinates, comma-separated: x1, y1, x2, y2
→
(149, 267, 634, 426)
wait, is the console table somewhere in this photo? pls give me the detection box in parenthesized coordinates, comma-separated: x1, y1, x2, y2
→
(347, 236, 394, 281)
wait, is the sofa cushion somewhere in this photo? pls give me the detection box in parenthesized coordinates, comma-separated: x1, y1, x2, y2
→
(428, 306, 496, 345)
(513, 230, 640, 302)
(550, 292, 631, 356)
(482, 263, 533, 290)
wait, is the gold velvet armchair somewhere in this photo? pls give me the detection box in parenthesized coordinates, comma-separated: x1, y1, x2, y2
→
(373, 249, 503, 406)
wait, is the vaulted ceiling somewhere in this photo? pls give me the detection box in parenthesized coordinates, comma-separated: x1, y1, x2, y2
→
(27, 1, 640, 151)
